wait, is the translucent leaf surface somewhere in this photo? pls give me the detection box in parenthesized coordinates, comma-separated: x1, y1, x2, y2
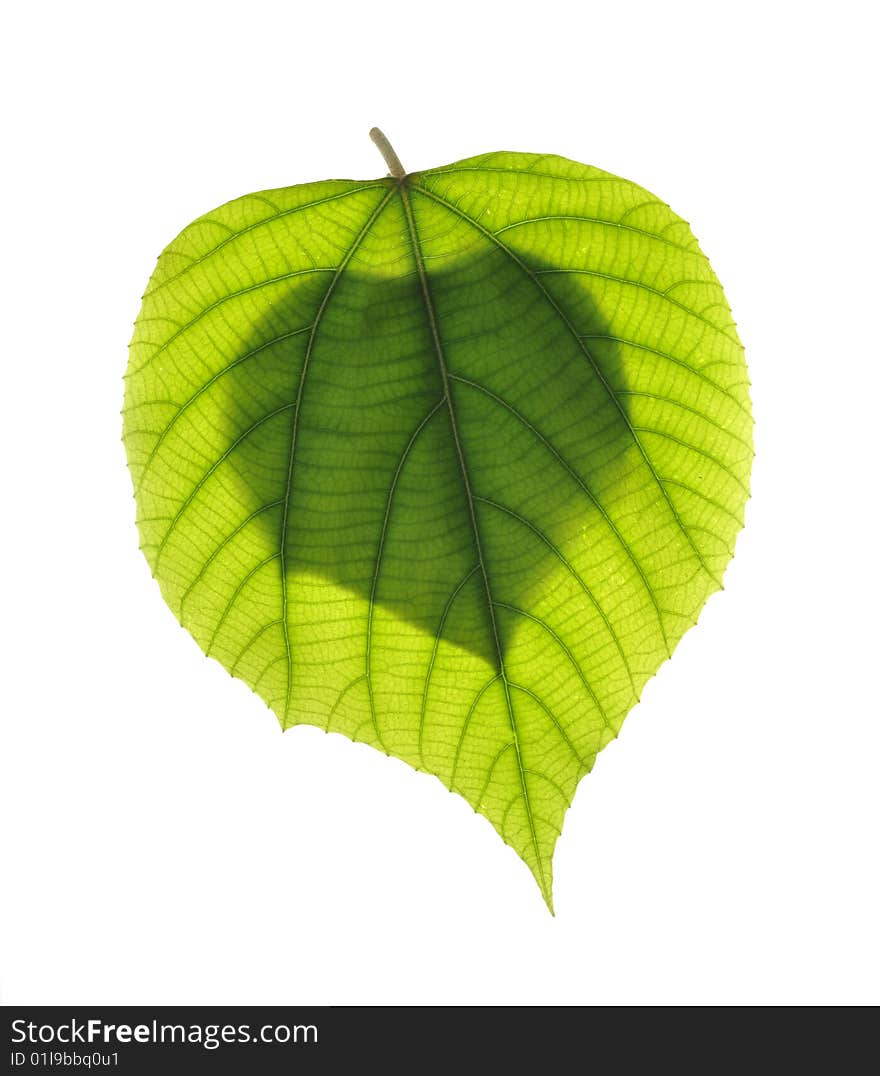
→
(123, 144, 752, 909)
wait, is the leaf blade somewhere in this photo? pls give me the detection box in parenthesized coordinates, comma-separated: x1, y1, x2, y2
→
(123, 150, 753, 909)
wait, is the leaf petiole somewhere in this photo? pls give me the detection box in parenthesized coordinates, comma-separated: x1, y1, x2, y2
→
(370, 127, 406, 179)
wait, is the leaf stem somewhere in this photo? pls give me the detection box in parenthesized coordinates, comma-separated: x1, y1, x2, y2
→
(369, 127, 406, 179)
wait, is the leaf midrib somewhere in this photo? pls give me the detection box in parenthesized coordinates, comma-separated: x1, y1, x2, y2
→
(397, 180, 547, 900)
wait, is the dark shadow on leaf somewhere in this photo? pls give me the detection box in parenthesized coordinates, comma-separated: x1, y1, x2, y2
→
(211, 243, 633, 665)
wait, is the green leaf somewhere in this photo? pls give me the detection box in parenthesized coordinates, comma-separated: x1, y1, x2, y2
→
(123, 136, 752, 910)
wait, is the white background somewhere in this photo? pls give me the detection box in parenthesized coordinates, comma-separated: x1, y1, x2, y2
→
(2, 0, 877, 1005)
